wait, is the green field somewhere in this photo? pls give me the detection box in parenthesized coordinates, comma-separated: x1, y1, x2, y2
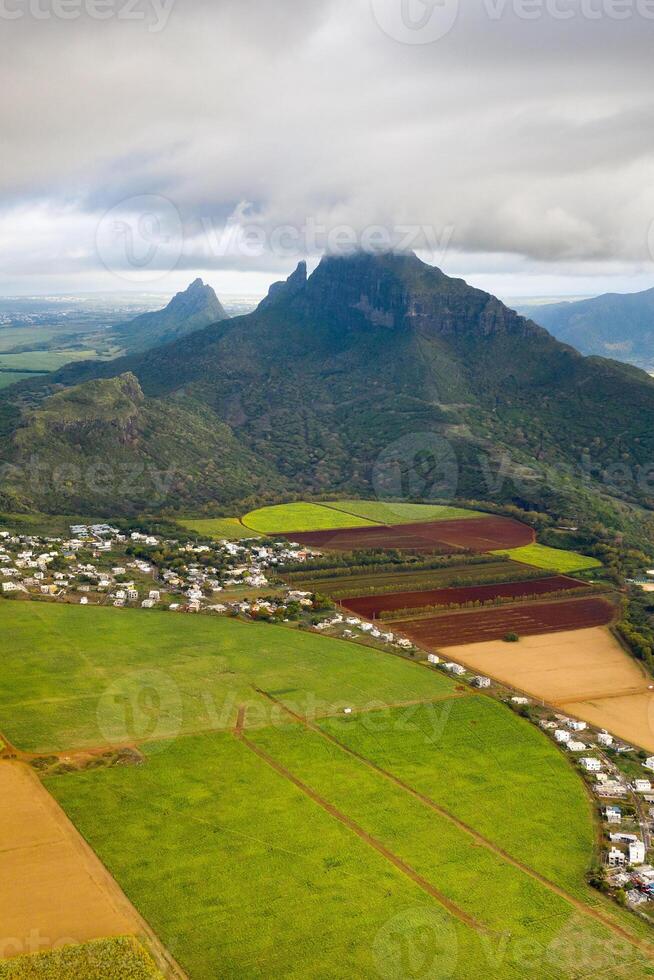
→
(242, 501, 380, 534)
(0, 350, 99, 372)
(177, 516, 262, 540)
(6, 601, 653, 977)
(328, 500, 486, 524)
(0, 602, 454, 753)
(0, 937, 162, 979)
(492, 543, 603, 573)
(0, 371, 45, 389)
(46, 705, 653, 978)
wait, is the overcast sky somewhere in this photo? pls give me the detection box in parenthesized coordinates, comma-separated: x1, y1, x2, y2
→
(2, 0, 654, 299)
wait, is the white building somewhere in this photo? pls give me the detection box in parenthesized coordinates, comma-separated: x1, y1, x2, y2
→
(643, 757, 654, 773)
(444, 663, 465, 676)
(605, 806, 622, 824)
(472, 676, 491, 688)
(607, 848, 626, 867)
(511, 697, 529, 705)
(629, 841, 647, 866)
(580, 757, 601, 773)
(427, 654, 440, 665)
(567, 741, 587, 753)
(554, 730, 571, 744)
(567, 719, 587, 732)
(598, 732, 613, 747)
(635, 780, 652, 793)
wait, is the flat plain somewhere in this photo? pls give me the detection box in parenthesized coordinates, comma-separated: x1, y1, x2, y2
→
(4, 589, 652, 977)
(0, 602, 454, 753)
(47, 701, 654, 978)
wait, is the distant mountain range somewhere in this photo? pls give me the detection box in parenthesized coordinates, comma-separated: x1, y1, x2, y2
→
(516, 287, 654, 373)
(113, 278, 228, 354)
(1, 252, 654, 538)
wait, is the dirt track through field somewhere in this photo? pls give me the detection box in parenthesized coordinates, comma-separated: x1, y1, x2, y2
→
(234, 718, 487, 934)
(253, 688, 654, 960)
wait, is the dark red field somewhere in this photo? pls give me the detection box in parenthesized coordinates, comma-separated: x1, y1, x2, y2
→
(341, 575, 587, 618)
(392, 596, 615, 648)
(285, 516, 534, 553)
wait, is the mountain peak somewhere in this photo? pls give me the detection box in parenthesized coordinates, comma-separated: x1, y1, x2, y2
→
(258, 261, 308, 311)
(115, 278, 228, 354)
(272, 249, 510, 337)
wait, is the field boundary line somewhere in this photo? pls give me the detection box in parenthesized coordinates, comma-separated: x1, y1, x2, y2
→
(234, 730, 488, 934)
(377, 588, 614, 625)
(254, 688, 654, 960)
(3, 761, 188, 980)
(320, 501, 392, 525)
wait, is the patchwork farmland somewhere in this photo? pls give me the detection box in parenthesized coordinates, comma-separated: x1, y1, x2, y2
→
(2, 599, 652, 977)
(6, 500, 651, 978)
(341, 574, 589, 618)
(286, 559, 539, 599)
(442, 627, 654, 755)
(392, 596, 616, 647)
(283, 515, 535, 553)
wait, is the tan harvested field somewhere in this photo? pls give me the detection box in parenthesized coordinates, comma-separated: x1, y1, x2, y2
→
(0, 762, 138, 960)
(442, 627, 654, 751)
(562, 694, 654, 755)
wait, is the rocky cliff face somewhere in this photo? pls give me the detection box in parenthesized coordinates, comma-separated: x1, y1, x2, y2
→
(277, 251, 547, 341)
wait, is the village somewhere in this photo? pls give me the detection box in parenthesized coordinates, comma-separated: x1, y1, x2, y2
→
(0, 522, 417, 655)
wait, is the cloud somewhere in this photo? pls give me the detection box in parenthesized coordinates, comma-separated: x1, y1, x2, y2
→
(1, 0, 654, 292)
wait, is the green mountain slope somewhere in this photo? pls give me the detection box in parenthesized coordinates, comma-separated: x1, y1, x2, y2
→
(517, 287, 654, 373)
(1, 373, 283, 514)
(1, 252, 654, 527)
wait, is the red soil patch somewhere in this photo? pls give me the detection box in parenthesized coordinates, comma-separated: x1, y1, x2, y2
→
(341, 575, 587, 618)
(285, 516, 534, 553)
(393, 596, 615, 647)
